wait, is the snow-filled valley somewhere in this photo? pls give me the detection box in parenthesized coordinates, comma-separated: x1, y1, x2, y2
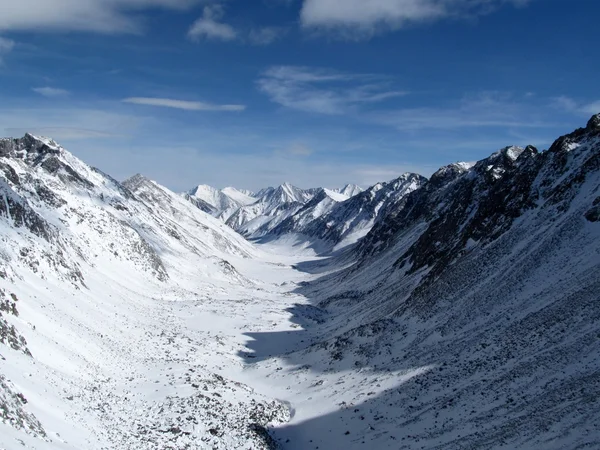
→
(2, 115, 600, 449)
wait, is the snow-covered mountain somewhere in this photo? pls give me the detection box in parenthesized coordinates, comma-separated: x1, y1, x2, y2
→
(2, 114, 600, 450)
(0, 134, 290, 449)
(184, 184, 256, 221)
(266, 173, 426, 253)
(271, 114, 600, 448)
(334, 183, 363, 198)
(184, 180, 365, 242)
(222, 183, 320, 238)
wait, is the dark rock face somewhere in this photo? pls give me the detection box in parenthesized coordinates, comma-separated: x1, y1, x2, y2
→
(0, 375, 47, 439)
(357, 118, 600, 283)
(40, 156, 95, 189)
(0, 289, 31, 356)
(0, 179, 54, 242)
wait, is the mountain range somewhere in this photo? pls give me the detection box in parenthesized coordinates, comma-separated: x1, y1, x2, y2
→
(0, 114, 599, 449)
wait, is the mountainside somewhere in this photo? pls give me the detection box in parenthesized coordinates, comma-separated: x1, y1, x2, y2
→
(266, 173, 426, 253)
(224, 182, 319, 238)
(184, 184, 256, 221)
(0, 134, 291, 449)
(271, 114, 600, 448)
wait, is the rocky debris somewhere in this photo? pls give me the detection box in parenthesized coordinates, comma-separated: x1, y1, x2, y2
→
(0, 375, 47, 439)
(0, 289, 31, 356)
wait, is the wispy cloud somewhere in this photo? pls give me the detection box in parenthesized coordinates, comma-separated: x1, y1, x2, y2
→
(0, 0, 203, 34)
(32, 87, 70, 97)
(372, 92, 556, 131)
(300, 0, 532, 38)
(0, 36, 14, 63)
(258, 66, 408, 115)
(123, 97, 246, 112)
(0, 107, 140, 141)
(248, 26, 288, 45)
(188, 5, 237, 41)
(553, 96, 600, 117)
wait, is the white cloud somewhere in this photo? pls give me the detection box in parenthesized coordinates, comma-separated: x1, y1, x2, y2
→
(0, 36, 14, 63)
(0, 37, 14, 52)
(248, 26, 287, 45)
(32, 87, 70, 97)
(300, 0, 531, 38)
(372, 92, 556, 130)
(123, 97, 246, 112)
(0, 0, 202, 34)
(553, 96, 600, 117)
(581, 101, 600, 116)
(188, 5, 237, 41)
(258, 66, 408, 115)
(0, 107, 140, 141)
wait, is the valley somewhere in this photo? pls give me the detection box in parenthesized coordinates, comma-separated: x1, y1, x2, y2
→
(1, 115, 600, 449)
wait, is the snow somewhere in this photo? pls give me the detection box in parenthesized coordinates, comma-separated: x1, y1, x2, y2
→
(334, 184, 363, 198)
(221, 187, 256, 206)
(323, 188, 349, 203)
(2, 120, 600, 449)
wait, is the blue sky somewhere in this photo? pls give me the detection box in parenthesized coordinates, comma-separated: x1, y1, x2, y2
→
(0, 0, 598, 191)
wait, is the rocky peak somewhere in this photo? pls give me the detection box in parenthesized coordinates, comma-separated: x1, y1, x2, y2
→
(587, 113, 600, 131)
(123, 173, 151, 191)
(0, 134, 63, 162)
(429, 162, 473, 189)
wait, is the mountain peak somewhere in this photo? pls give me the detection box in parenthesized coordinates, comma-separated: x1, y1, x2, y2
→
(123, 173, 153, 191)
(188, 184, 218, 197)
(337, 183, 363, 198)
(0, 133, 64, 160)
(587, 113, 600, 131)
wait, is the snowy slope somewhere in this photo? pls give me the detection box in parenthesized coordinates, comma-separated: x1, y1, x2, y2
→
(185, 184, 257, 222)
(221, 186, 256, 206)
(261, 114, 600, 449)
(0, 134, 288, 449)
(334, 183, 363, 198)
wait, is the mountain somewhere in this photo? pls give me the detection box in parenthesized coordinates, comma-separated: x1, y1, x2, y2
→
(224, 182, 320, 238)
(184, 181, 365, 242)
(3, 115, 600, 450)
(184, 184, 257, 221)
(272, 114, 600, 448)
(334, 183, 363, 198)
(0, 134, 291, 449)
(265, 173, 426, 253)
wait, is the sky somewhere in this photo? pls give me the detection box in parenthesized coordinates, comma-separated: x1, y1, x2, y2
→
(0, 0, 598, 192)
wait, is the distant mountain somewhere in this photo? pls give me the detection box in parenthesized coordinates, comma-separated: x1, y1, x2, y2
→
(334, 183, 363, 198)
(182, 181, 365, 240)
(266, 173, 426, 252)
(184, 184, 256, 221)
(225, 182, 318, 238)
